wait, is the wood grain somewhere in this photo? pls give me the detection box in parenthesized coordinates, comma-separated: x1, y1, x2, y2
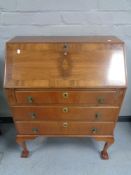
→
(4, 36, 127, 158)
(15, 121, 115, 135)
(11, 106, 119, 122)
(15, 90, 123, 106)
(4, 41, 126, 88)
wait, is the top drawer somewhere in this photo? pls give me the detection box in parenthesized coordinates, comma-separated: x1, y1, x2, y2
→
(15, 90, 123, 106)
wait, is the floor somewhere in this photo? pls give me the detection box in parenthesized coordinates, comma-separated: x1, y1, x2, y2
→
(0, 123, 131, 175)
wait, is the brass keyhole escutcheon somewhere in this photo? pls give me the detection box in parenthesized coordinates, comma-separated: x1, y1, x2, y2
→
(63, 43, 68, 56)
(63, 122, 68, 128)
(32, 128, 39, 134)
(97, 97, 105, 104)
(63, 92, 69, 98)
(27, 96, 33, 103)
(95, 112, 101, 120)
(91, 128, 97, 134)
(63, 107, 69, 113)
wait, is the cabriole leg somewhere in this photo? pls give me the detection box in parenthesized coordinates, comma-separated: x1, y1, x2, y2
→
(101, 142, 113, 160)
(94, 137, 114, 160)
(18, 141, 29, 158)
(16, 135, 37, 158)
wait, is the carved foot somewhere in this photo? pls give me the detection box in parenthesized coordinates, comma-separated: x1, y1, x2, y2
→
(18, 141, 29, 158)
(21, 149, 29, 158)
(101, 150, 109, 160)
(16, 135, 38, 158)
(100, 142, 113, 160)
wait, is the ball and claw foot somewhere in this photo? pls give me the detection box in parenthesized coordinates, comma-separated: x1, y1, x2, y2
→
(21, 150, 29, 158)
(100, 141, 113, 160)
(18, 141, 29, 158)
(100, 151, 109, 160)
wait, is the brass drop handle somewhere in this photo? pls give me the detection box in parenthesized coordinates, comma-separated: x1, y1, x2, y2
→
(97, 97, 105, 104)
(63, 92, 69, 98)
(63, 107, 69, 113)
(95, 112, 101, 120)
(91, 128, 97, 134)
(27, 96, 33, 103)
(30, 112, 37, 119)
(63, 122, 68, 128)
(63, 43, 68, 56)
(32, 128, 39, 134)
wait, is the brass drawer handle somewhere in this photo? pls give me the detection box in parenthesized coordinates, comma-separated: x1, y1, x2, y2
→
(27, 96, 33, 103)
(95, 112, 101, 120)
(63, 92, 69, 98)
(63, 122, 68, 128)
(91, 128, 97, 134)
(97, 97, 105, 104)
(29, 112, 37, 119)
(63, 107, 69, 113)
(32, 128, 39, 134)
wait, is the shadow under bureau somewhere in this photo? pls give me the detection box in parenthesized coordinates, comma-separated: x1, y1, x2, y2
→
(4, 36, 127, 159)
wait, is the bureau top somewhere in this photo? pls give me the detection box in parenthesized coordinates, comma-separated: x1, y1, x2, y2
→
(8, 36, 123, 43)
(4, 36, 127, 88)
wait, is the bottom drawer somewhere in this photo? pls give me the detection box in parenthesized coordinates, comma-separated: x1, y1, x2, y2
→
(15, 122, 115, 135)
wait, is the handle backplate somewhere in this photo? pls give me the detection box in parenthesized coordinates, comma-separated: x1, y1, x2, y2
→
(27, 96, 33, 103)
(32, 128, 39, 133)
(95, 112, 101, 120)
(97, 97, 105, 104)
(63, 122, 68, 128)
(91, 128, 97, 134)
(29, 112, 37, 119)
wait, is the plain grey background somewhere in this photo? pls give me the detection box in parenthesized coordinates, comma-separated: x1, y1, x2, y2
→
(0, 0, 131, 117)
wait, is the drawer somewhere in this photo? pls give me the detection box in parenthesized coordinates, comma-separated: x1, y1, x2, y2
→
(15, 121, 115, 135)
(15, 90, 122, 105)
(12, 106, 119, 122)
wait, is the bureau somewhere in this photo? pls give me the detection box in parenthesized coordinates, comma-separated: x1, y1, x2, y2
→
(4, 36, 127, 159)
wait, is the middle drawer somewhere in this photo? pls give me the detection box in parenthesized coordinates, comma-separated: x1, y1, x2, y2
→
(11, 106, 119, 122)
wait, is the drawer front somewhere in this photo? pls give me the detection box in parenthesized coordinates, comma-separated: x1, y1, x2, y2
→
(12, 106, 119, 122)
(15, 90, 122, 105)
(15, 121, 115, 135)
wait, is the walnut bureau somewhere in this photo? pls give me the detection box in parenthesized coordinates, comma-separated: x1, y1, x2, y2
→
(4, 36, 127, 159)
